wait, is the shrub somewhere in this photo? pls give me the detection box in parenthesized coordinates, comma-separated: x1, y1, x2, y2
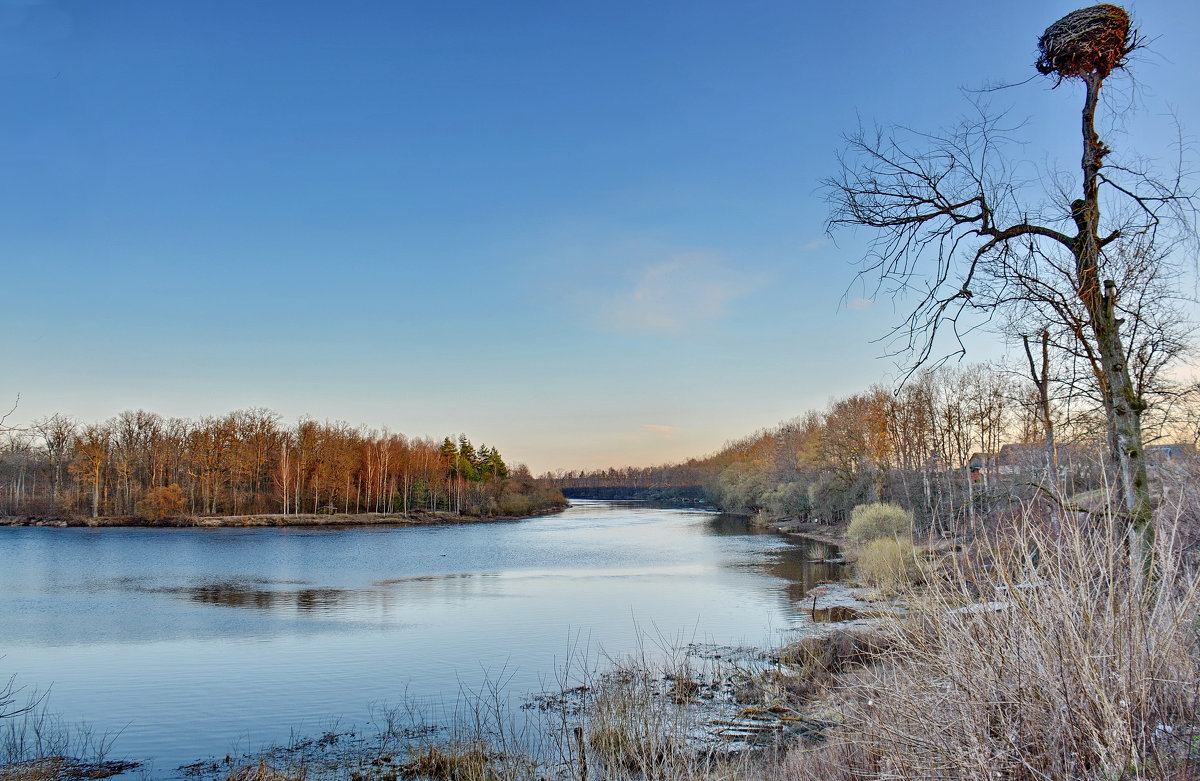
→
(496, 490, 532, 517)
(763, 481, 810, 517)
(711, 461, 774, 514)
(855, 537, 920, 591)
(846, 502, 911, 542)
(135, 484, 185, 520)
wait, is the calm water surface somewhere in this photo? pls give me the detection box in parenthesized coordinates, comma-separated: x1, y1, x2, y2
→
(0, 501, 841, 774)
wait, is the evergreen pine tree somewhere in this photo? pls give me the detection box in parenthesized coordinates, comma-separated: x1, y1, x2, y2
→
(440, 436, 459, 479)
(457, 435, 479, 481)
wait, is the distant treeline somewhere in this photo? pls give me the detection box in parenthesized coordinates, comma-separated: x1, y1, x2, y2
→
(546, 364, 1198, 531)
(0, 409, 565, 520)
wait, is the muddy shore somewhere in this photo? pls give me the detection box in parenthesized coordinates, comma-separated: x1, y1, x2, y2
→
(770, 520, 850, 548)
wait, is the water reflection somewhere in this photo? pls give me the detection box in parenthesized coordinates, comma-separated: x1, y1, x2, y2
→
(762, 552, 844, 605)
(167, 583, 353, 611)
(705, 513, 778, 536)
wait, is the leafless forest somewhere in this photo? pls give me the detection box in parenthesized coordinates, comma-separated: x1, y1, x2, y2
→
(0, 409, 563, 520)
(549, 362, 1200, 533)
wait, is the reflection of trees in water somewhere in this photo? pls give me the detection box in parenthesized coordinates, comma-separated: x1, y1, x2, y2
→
(160, 572, 503, 614)
(707, 514, 774, 536)
(762, 553, 845, 608)
(710, 515, 850, 621)
(708, 514, 847, 609)
(169, 583, 352, 611)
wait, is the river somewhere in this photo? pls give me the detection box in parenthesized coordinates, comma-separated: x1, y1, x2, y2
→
(0, 500, 842, 776)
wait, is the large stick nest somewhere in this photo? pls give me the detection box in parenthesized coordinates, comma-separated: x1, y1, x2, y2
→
(1036, 4, 1134, 80)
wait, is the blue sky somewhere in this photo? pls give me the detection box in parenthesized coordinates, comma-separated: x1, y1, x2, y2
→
(2, 0, 1198, 472)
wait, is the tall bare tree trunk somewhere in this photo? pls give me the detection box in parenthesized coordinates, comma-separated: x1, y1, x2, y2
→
(1074, 72, 1153, 567)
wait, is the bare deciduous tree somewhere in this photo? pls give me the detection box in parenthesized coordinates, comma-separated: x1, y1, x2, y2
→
(826, 4, 1195, 564)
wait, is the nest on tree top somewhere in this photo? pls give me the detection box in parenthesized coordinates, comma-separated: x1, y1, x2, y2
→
(1036, 4, 1135, 81)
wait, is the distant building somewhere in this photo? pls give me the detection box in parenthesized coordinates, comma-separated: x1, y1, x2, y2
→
(995, 443, 1047, 475)
(992, 443, 1099, 478)
(968, 452, 992, 482)
(1146, 443, 1198, 468)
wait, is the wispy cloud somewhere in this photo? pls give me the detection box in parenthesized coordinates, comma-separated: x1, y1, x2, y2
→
(846, 297, 873, 311)
(601, 255, 762, 333)
(802, 238, 829, 251)
(640, 424, 678, 439)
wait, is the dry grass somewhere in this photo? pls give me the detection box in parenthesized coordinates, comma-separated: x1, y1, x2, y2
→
(575, 649, 768, 780)
(668, 675, 701, 704)
(777, 511, 1200, 780)
(222, 760, 305, 781)
(585, 664, 685, 778)
(777, 628, 888, 687)
(397, 743, 495, 781)
(0, 696, 135, 780)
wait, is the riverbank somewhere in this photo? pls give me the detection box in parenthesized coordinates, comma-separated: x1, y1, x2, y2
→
(0, 504, 567, 529)
(769, 519, 850, 548)
(733, 510, 852, 548)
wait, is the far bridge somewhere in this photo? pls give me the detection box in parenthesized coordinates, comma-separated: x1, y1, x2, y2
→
(558, 485, 708, 503)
